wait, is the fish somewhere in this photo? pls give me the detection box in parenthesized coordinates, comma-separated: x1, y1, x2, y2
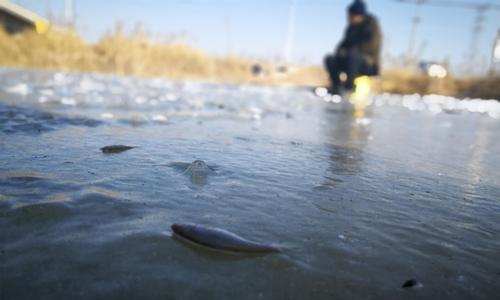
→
(183, 160, 213, 176)
(171, 224, 281, 253)
(401, 279, 419, 288)
(168, 160, 216, 185)
(100, 145, 135, 153)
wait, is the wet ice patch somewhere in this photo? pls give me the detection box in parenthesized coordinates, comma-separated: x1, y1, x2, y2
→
(8, 202, 74, 224)
(0, 104, 102, 134)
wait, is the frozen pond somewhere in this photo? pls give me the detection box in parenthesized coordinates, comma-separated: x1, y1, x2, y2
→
(0, 68, 499, 299)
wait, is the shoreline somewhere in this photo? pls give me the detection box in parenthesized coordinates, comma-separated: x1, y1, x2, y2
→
(1, 27, 498, 100)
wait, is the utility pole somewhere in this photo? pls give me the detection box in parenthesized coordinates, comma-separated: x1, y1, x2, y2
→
(406, 0, 425, 63)
(45, 0, 51, 19)
(466, 3, 489, 74)
(224, 17, 233, 57)
(283, 0, 297, 64)
(491, 29, 500, 74)
(64, 0, 73, 27)
(395, 0, 500, 75)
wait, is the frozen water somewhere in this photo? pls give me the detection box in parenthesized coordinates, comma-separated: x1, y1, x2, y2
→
(0, 68, 499, 300)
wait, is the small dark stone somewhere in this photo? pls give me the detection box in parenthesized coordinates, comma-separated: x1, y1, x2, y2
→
(100, 145, 135, 154)
(401, 279, 418, 288)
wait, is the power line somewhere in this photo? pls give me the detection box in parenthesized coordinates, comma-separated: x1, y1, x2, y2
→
(283, 0, 297, 63)
(64, 0, 73, 26)
(396, 0, 500, 73)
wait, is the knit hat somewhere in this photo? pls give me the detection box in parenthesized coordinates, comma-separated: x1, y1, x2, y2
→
(348, 0, 367, 16)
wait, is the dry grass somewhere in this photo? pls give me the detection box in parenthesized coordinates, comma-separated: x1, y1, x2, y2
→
(0, 27, 92, 71)
(378, 70, 459, 96)
(0, 26, 254, 82)
(455, 76, 500, 100)
(379, 70, 500, 100)
(0, 27, 498, 100)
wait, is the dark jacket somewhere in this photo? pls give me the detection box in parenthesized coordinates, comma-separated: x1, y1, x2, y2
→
(337, 14, 382, 67)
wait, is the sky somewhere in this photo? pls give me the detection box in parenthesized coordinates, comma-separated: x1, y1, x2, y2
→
(11, 0, 500, 74)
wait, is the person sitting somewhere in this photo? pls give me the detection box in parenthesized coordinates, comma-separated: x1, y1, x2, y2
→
(324, 0, 382, 95)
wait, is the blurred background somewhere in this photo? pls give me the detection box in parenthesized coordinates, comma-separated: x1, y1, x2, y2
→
(1, 3, 500, 299)
(1, 0, 500, 99)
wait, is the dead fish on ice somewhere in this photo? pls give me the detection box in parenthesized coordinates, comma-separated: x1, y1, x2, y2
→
(100, 145, 135, 153)
(401, 279, 422, 288)
(171, 224, 281, 253)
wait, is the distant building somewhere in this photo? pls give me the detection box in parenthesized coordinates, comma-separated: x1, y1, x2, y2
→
(0, 0, 49, 34)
